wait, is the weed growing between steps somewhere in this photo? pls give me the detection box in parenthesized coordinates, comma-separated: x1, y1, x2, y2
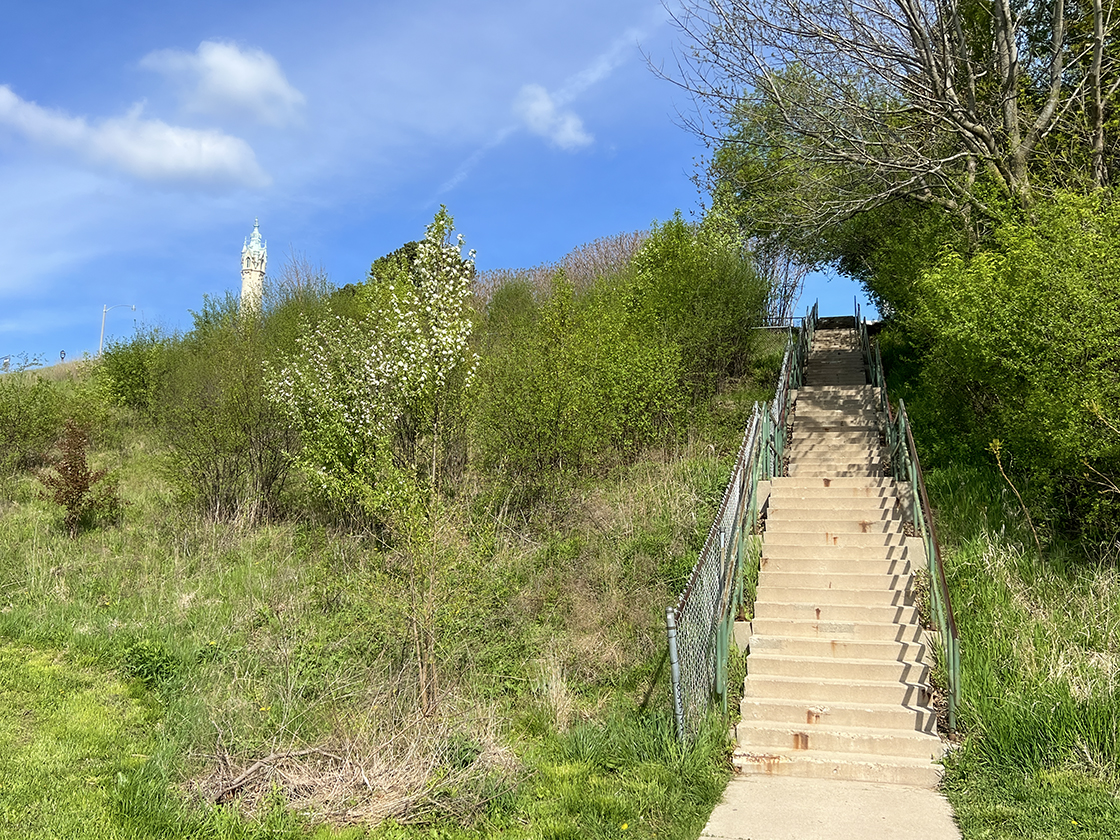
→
(924, 465, 1120, 838)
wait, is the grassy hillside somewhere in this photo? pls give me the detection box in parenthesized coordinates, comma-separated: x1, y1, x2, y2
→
(0, 215, 780, 838)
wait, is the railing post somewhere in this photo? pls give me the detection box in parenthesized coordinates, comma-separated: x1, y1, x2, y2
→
(666, 607, 685, 742)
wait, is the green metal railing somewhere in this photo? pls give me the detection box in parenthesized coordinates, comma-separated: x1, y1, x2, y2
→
(857, 307, 961, 732)
(666, 302, 818, 741)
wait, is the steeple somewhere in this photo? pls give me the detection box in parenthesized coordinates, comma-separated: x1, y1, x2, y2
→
(240, 218, 267, 311)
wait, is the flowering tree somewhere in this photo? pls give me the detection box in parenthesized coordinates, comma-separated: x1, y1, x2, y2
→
(267, 206, 477, 524)
(266, 207, 477, 711)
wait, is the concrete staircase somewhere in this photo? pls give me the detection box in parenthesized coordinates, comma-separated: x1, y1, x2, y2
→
(733, 327, 945, 787)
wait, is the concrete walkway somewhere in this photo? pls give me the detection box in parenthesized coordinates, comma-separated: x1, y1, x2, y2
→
(700, 775, 961, 840)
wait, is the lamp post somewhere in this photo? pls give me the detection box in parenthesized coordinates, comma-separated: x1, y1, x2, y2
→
(99, 304, 135, 356)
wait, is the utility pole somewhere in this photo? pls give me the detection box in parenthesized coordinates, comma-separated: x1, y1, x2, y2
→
(99, 304, 135, 356)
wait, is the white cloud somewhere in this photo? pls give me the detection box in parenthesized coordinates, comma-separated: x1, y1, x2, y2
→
(511, 24, 651, 152)
(514, 84, 592, 150)
(0, 85, 269, 188)
(142, 40, 305, 126)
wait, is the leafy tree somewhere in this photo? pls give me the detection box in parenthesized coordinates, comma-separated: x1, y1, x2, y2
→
(268, 207, 478, 712)
(673, 0, 1120, 221)
(904, 191, 1120, 540)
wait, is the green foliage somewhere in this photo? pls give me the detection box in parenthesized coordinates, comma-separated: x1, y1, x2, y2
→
(924, 465, 1120, 837)
(630, 212, 767, 396)
(36, 419, 122, 538)
(268, 207, 477, 528)
(0, 370, 62, 475)
(473, 273, 682, 481)
(155, 294, 299, 522)
(473, 215, 766, 489)
(904, 192, 1120, 541)
(97, 327, 171, 414)
(369, 240, 421, 282)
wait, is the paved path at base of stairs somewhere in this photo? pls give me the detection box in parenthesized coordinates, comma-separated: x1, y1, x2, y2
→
(700, 775, 961, 840)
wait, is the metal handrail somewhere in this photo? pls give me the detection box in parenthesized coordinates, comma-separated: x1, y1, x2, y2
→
(898, 401, 961, 731)
(666, 301, 819, 741)
(856, 308, 961, 732)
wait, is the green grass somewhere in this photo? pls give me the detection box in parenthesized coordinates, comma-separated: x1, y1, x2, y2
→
(925, 465, 1120, 838)
(0, 385, 760, 837)
(0, 644, 154, 839)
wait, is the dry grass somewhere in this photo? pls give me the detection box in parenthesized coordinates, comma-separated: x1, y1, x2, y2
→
(188, 681, 521, 828)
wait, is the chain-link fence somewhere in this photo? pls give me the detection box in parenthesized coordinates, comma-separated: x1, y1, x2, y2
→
(666, 303, 817, 741)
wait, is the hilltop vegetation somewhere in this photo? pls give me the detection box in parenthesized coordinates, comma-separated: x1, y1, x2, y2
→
(0, 209, 777, 838)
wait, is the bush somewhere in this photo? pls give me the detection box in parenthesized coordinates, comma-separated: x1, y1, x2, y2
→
(155, 294, 299, 522)
(96, 328, 172, 415)
(630, 211, 768, 397)
(904, 192, 1120, 542)
(36, 418, 122, 537)
(472, 273, 683, 482)
(0, 369, 62, 475)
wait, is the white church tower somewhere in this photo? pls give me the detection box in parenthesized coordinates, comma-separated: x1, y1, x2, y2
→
(240, 219, 267, 312)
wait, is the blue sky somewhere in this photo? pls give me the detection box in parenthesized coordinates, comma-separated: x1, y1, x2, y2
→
(0, 0, 872, 361)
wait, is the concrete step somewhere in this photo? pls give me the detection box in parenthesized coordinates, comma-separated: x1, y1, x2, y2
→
(731, 746, 943, 788)
(742, 673, 931, 706)
(796, 386, 875, 397)
(757, 569, 913, 592)
(738, 696, 938, 733)
(751, 618, 924, 643)
(756, 584, 913, 608)
(796, 414, 880, 426)
(765, 508, 902, 524)
(772, 482, 898, 497)
(770, 497, 900, 510)
(797, 406, 879, 418)
(787, 432, 882, 446)
(745, 653, 929, 684)
(791, 423, 880, 435)
(787, 457, 885, 469)
(775, 477, 897, 489)
(749, 635, 927, 663)
(786, 467, 886, 478)
(758, 555, 913, 576)
(787, 443, 882, 456)
(768, 491, 899, 507)
(759, 543, 913, 563)
(765, 517, 904, 535)
(802, 378, 869, 387)
(788, 459, 885, 472)
(766, 535, 913, 548)
(735, 719, 944, 760)
(753, 601, 920, 625)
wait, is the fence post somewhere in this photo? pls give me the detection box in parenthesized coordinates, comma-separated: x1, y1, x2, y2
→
(666, 606, 686, 742)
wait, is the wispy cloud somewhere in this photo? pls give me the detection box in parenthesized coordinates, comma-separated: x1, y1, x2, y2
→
(514, 85, 592, 150)
(0, 85, 269, 188)
(438, 125, 517, 194)
(513, 25, 647, 151)
(141, 40, 305, 127)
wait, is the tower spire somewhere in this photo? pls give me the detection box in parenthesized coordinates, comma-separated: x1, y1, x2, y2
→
(241, 219, 267, 311)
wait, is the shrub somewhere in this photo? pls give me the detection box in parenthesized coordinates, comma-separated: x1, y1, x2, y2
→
(630, 211, 768, 397)
(36, 418, 122, 537)
(96, 327, 172, 415)
(155, 295, 298, 522)
(904, 192, 1120, 542)
(0, 369, 62, 475)
(472, 272, 683, 482)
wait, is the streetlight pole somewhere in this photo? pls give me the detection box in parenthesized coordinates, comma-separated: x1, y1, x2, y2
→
(99, 304, 136, 356)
